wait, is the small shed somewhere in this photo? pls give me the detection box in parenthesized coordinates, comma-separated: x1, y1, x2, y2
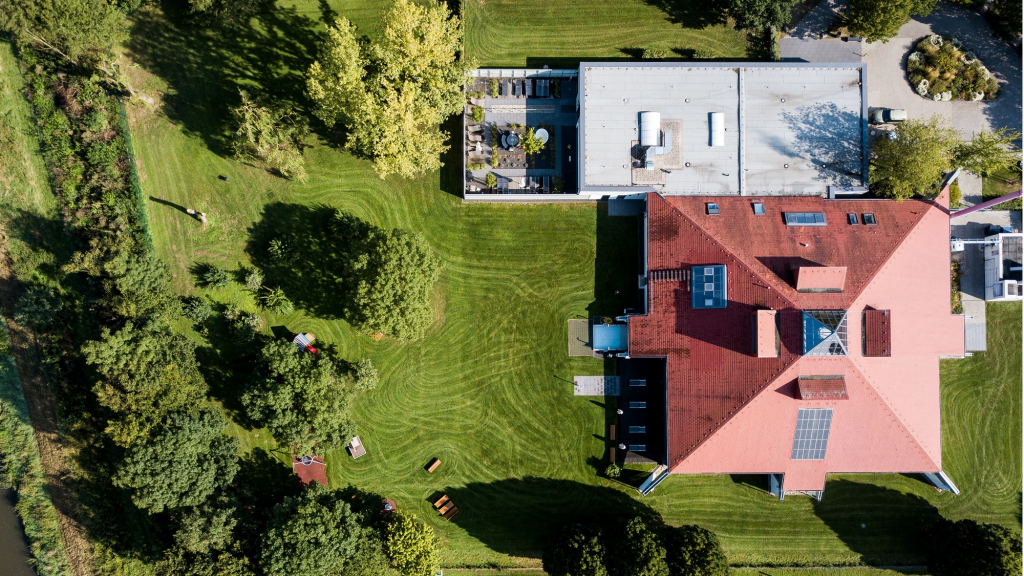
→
(348, 436, 367, 459)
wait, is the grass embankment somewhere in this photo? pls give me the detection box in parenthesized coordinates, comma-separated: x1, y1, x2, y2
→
(0, 41, 73, 576)
(120, 0, 1021, 569)
(465, 0, 750, 66)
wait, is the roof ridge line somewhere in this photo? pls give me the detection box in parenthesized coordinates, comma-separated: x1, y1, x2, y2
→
(845, 198, 934, 303)
(846, 355, 940, 470)
(658, 194, 801, 311)
(657, 194, 803, 468)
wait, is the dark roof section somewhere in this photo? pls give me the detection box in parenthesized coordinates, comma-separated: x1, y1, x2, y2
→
(863, 309, 892, 357)
(797, 376, 849, 400)
(630, 194, 932, 469)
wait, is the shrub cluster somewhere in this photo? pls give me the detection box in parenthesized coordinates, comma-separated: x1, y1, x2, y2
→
(906, 35, 998, 102)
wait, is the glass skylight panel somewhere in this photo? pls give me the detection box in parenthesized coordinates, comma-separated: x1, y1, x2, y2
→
(848, 213, 859, 225)
(629, 426, 646, 433)
(863, 213, 877, 225)
(629, 401, 647, 408)
(802, 310, 849, 356)
(784, 212, 827, 226)
(791, 408, 833, 460)
(629, 444, 647, 452)
(691, 265, 728, 309)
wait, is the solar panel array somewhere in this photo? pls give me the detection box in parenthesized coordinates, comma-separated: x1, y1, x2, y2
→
(791, 408, 833, 460)
(691, 265, 728, 309)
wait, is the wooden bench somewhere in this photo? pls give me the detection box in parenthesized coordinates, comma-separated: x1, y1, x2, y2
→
(433, 494, 449, 509)
(438, 501, 454, 515)
(609, 424, 616, 441)
(427, 458, 441, 473)
(443, 505, 459, 520)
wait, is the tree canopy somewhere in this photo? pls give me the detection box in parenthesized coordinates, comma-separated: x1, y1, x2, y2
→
(259, 485, 364, 576)
(232, 90, 308, 180)
(543, 523, 608, 576)
(306, 0, 475, 178)
(103, 249, 181, 321)
(662, 525, 729, 576)
(610, 518, 669, 576)
(953, 128, 1022, 177)
(114, 408, 239, 513)
(383, 512, 441, 576)
(846, 0, 937, 43)
(870, 117, 959, 200)
(83, 323, 207, 446)
(0, 0, 127, 62)
(242, 340, 355, 454)
(726, 0, 797, 31)
(354, 226, 442, 340)
(928, 519, 1022, 576)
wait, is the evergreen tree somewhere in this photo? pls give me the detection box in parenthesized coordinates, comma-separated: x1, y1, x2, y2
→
(610, 518, 669, 576)
(662, 525, 728, 576)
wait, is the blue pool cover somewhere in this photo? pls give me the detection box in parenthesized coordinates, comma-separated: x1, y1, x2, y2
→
(593, 323, 628, 351)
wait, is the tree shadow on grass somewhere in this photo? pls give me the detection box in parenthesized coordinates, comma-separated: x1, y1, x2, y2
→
(640, 0, 728, 30)
(245, 203, 388, 325)
(126, 2, 325, 156)
(438, 477, 661, 559)
(813, 479, 944, 566)
(230, 447, 300, 556)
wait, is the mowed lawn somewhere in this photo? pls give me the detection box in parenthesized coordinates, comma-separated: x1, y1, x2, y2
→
(120, 0, 1020, 569)
(464, 0, 751, 66)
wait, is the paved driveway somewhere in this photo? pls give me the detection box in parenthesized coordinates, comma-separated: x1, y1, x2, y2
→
(862, 3, 1022, 204)
(863, 3, 1022, 138)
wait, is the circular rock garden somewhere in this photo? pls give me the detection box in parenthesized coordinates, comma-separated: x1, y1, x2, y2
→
(906, 34, 999, 102)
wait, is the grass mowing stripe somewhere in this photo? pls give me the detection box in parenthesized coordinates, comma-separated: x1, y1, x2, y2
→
(121, 0, 1020, 568)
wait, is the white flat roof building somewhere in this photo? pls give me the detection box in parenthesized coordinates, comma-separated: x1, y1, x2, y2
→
(577, 62, 868, 199)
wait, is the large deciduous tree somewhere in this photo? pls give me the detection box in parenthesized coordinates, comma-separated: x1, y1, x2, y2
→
(259, 485, 364, 576)
(610, 518, 670, 576)
(927, 519, 1022, 576)
(845, 0, 937, 43)
(543, 523, 608, 576)
(726, 0, 797, 31)
(0, 0, 127, 62)
(114, 408, 239, 513)
(662, 525, 729, 576)
(306, 0, 474, 178)
(232, 90, 309, 180)
(988, 0, 1022, 42)
(954, 128, 1022, 177)
(353, 226, 442, 341)
(870, 117, 959, 201)
(384, 512, 441, 576)
(83, 323, 207, 446)
(242, 340, 355, 454)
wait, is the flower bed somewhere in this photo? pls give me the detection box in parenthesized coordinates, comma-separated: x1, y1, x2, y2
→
(906, 35, 998, 102)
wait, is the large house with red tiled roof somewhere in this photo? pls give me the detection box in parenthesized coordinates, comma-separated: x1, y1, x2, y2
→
(623, 190, 965, 499)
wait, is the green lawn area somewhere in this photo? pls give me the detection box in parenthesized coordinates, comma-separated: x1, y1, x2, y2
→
(464, 0, 751, 66)
(981, 166, 1022, 210)
(114, 0, 1021, 569)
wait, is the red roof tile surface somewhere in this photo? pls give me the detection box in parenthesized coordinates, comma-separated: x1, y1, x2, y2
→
(292, 456, 327, 488)
(796, 267, 847, 291)
(864, 309, 892, 357)
(629, 191, 963, 487)
(797, 376, 849, 400)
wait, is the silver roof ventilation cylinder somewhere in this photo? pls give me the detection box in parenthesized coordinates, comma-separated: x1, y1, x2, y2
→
(639, 111, 661, 147)
(709, 112, 725, 147)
